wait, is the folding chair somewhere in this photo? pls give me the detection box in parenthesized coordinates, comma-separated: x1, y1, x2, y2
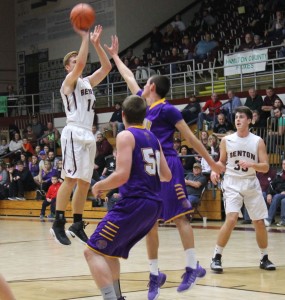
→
(188, 187, 206, 222)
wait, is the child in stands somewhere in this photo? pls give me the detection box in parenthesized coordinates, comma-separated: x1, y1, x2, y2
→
(40, 175, 61, 220)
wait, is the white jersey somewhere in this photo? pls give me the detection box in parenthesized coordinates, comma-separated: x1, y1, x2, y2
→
(225, 132, 260, 178)
(60, 77, 96, 129)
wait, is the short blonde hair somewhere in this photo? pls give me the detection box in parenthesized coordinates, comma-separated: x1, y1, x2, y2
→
(63, 51, 78, 66)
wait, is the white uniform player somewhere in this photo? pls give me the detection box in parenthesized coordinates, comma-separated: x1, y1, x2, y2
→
(222, 132, 268, 220)
(60, 77, 96, 182)
(210, 106, 276, 273)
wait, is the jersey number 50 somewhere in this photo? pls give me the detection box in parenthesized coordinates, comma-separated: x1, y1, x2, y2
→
(142, 148, 161, 176)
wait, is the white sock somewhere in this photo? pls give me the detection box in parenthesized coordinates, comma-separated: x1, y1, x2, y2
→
(149, 259, 159, 275)
(213, 245, 224, 258)
(185, 248, 197, 269)
(260, 248, 268, 260)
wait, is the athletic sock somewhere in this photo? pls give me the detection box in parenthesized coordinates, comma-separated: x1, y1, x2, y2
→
(185, 248, 197, 269)
(149, 259, 159, 275)
(113, 279, 122, 298)
(260, 248, 268, 260)
(55, 211, 65, 220)
(213, 245, 224, 258)
(73, 213, 82, 223)
(101, 285, 116, 300)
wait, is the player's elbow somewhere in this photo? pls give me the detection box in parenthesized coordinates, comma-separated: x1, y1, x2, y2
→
(160, 170, 172, 182)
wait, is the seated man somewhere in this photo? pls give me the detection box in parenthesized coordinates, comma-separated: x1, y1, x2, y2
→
(7, 161, 37, 200)
(185, 163, 207, 206)
(181, 94, 201, 124)
(101, 102, 124, 137)
(264, 159, 285, 227)
(213, 113, 234, 139)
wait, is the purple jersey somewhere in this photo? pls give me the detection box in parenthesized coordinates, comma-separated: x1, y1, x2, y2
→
(86, 125, 163, 258)
(119, 126, 162, 202)
(137, 91, 182, 156)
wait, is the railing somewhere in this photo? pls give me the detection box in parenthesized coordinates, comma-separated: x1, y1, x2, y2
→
(1, 45, 285, 115)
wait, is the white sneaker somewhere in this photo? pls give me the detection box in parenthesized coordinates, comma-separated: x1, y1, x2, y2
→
(264, 219, 271, 227)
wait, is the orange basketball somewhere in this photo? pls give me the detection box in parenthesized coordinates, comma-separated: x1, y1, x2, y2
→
(70, 3, 95, 31)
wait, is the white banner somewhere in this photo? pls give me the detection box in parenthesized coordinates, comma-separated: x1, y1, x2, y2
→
(224, 49, 268, 76)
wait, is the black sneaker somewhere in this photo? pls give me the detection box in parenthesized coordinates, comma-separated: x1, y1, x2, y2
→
(260, 255, 276, 271)
(66, 221, 89, 244)
(50, 219, 71, 245)
(210, 254, 223, 273)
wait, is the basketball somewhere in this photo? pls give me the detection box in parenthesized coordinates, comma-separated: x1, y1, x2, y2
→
(70, 3, 96, 31)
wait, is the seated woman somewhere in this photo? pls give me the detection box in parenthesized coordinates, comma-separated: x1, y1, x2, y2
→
(179, 145, 195, 175)
(208, 134, 220, 162)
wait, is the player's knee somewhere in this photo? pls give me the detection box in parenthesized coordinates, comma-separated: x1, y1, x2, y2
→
(84, 248, 93, 261)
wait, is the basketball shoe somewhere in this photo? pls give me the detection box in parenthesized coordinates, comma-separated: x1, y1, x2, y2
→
(177, 262, 206, 292)
(50, 218, 71, 245)
(260, 255, 276, 270)
(66, 221, 89, 244)
(210, 254, 223, 273)
(148, 271, 167, 300)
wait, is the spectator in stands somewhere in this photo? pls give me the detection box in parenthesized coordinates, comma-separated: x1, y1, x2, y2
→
(278, 39, 285, 59)
(200, 10, 216, 31)
(40, 175, 61, 220)
(8, 132, 23, 163)
(42, 121, 60, 151)
(208, 134, 220, 161)
(264, 10, 285, 43)
(222, 90, 242, 124)
(164, 47, 182, 74)
(271, 98, 285, 117)
(21, 137, 35, 157)
(181, 94, 201, 124)
(192, 32, 218, 61)
(238, 33, 254, 51)
(100, 148, 116, 180)
(0, 138, 9, 157)
(173, 137, 182, 154)
(244, 87, 264, 122)
(250, 110, 266, 129)
(43, 145, 49, 155)
(47, 150, 56, 168)
(197, 92, 222, 131)
(38, 150, 47, 171)
(92, 124, 101, 141)
(19, 153, 29, 169)
(242, 167, 277, 224)
(266, 107, 285, 152)
(8, 124, 20, 142)
(149, 26, 163, 52)
(31, 114, 45, 139)
(105, 188, 121, 211)
(179, 145, 195, 174)
(213, 113, 234, 139)
(94, 133, 113, 176)
(264, 160, 285, 227)
(23, 125, 37, 148)
(185, 162, 207, 206)
(35, 145, 41, 158)
(101, 102, 124, 138)
(7, 161, 37, 201)
(162, 23, 180, 49)
(0, 162, 8, 199)
(36, 160, 58, 193)
(262, 87, 281, 120)
(250, 3, 270, 37)
(29, 155, 40, 178)
(148, 56, 163, 75)
(179, 34, 195, 56)
(171, 14, 186, 33)
(200, 130, 209, 149)
(252, 35, 265, 49)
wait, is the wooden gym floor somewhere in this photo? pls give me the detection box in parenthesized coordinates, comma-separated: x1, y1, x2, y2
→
(0, 216, 284, 300)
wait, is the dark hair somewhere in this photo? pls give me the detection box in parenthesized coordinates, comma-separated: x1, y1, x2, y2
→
(149, 75, 170, 98)
(122, 95, 146, 124)
(234, 106, 253, 119)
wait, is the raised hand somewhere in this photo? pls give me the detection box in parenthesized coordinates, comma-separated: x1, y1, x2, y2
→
(104, 35, 119, 57)
(90, 25, 103, 46)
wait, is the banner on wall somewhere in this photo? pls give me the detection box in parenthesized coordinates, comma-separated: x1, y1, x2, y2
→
(224, 49, 268, 76)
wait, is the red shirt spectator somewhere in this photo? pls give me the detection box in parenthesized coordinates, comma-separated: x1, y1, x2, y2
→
(46, 180, 61, 199)
(201, 93, 222, 117)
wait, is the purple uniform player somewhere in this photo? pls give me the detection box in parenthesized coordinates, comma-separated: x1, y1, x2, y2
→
(142, 96, 192, 221)
(85, 95, 171, 300)
(105, 35, 223, 300)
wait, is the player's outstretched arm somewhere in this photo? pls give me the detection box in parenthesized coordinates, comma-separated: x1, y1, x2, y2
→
(88, 25, 112, 87)
(104, 35, 140, 95)
(63, 26, 89, 95)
